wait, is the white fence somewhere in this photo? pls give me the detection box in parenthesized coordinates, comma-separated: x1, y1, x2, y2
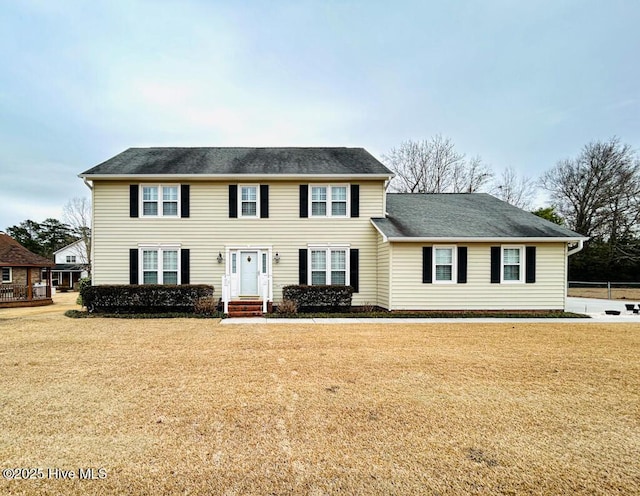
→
(568, 281, 640, 300)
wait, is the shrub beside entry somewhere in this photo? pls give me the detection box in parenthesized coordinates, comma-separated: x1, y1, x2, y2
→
(281, 285, 353, 312)
(81, 284, 214, 314)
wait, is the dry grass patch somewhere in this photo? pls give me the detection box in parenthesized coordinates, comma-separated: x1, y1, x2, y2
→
(0, 303, 639, 494)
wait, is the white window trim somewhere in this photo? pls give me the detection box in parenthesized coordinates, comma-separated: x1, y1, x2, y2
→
(308, 184, 350, 218)
(138, 243, 181, 284)
(238, 184, 260, 218)
(1, 267, 12, 283)
(433, 245, 457, 284)
(308, 244, 350, 286)
(140, 184, 180, 218)
(501, 245, 525, 284)
(66, 255, 77, 263)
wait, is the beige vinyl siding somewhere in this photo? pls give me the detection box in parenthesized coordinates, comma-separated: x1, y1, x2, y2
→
(376, 236, 390, 309)
(91, 180, 384, 305)
(388, 242, 568, 310)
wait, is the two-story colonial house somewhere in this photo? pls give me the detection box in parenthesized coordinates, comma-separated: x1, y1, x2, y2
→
(79, 147, 587, 314)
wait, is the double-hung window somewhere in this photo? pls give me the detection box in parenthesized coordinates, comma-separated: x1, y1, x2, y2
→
(310, 185, 348, 217)
(310, 247, 348, 285)
(66, 255, 77, 263)
(240, 186, 258, 217)
(142, 185, 179, 217)
(502, 246, 523, 283)
(1, 267, 11, 283)
(141, 246, 179, 284)
(434, 246, 455, 283)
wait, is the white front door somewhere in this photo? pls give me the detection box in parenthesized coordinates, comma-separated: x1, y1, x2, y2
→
(240, 251, 259, 295)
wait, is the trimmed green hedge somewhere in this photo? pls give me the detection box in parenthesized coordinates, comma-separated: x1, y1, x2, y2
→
(81, 284, 214, 314)
(282, 285, 353, 312)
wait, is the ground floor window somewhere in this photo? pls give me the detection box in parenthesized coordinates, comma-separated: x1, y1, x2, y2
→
(502, 246, 523, 283)
(1, 267, 11, 283)
(141, 247, 179, 284)
(310, 247, 348, 286)
(434, 246, 456, 282)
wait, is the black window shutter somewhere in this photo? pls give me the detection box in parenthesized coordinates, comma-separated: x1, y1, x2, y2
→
(181, 249, 190, 285)
(181, 185, 190, 218)
(130, 185, 139, 218)
(457, 246, 468, 284)
(490, 246, 501, 283)
(260, 185, 269, 218)
(299, 185, 308, 218)
(129, 249, 139, 284)
(422, 247, 433, 283)
(229, 185, 238, 218)
(298, 249, 308, 284)
(349, 248, 359, 293)
(350, 184, 360, 218)
(525, 246, 536, 284)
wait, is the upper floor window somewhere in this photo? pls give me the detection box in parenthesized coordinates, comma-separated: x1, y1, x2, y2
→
(142, 185, 179, 217)
(310, 185, 349, 217)
(66, 255, 77, 263)
(502, 246, 523, 283)
(240, 186, 258, 217)
(1, 267, 11, 283)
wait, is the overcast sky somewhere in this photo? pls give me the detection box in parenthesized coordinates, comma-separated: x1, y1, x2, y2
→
(1, 0, 638, 230)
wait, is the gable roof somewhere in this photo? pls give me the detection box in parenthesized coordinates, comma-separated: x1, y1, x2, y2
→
(0, 233, 55, 267)
(80, 147, 393, 178)
(371, 193, 587, 241)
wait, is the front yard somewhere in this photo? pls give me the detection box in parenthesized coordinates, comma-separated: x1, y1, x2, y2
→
(0, 296, 638, 494)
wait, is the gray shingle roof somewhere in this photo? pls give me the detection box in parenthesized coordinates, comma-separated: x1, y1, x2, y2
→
(371, 193, 586, 240)
(80, 147, 393, 177)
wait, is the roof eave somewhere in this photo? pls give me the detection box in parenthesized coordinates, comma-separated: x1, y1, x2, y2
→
(383, 236, 590, 243)
(78, 173, 394, 181)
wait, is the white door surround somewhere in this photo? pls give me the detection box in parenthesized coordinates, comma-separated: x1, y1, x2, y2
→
(222, 246, 273, 313)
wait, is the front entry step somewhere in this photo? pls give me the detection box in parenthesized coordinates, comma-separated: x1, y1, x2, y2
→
(228, 300, 263, 317)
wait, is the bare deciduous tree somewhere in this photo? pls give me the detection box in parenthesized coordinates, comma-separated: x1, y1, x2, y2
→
(491, 166, 538, 209)
(384, 136, 493, 193)
(62, 197, 92, 272)
(540, 137, 640, 241)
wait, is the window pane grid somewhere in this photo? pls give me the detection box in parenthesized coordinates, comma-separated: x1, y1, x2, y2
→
(435, 266, 452, 281)
(311, 251, 326, 270)
(331, 271, 346, 285)
(311, 187, 327, 201)
(503, 249, 520, 264)
(143, 187, 158, 201)
(311, 272, 326, 285)
(241, 202, 257, 216)
(163, 187, 178, 201)
(331, 251, 346, 270)
(331, 187, 346, 201)
(331, 202, 347, 216)
(503, 248, 522, 281)
(435, 248, 452, 264)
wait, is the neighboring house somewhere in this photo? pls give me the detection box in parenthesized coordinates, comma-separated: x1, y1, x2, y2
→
(79, 147, 587, 314)
(0, 232, 54, 307)
(52, 240, 90, 289)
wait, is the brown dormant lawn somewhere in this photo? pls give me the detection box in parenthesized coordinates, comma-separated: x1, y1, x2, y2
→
(1, 294, 639, 495)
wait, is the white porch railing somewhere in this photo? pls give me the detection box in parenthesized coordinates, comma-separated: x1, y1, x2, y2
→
(259, 274, 271, 313)
(221, 274, 272, 314)
(221, 275, 230, 314)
